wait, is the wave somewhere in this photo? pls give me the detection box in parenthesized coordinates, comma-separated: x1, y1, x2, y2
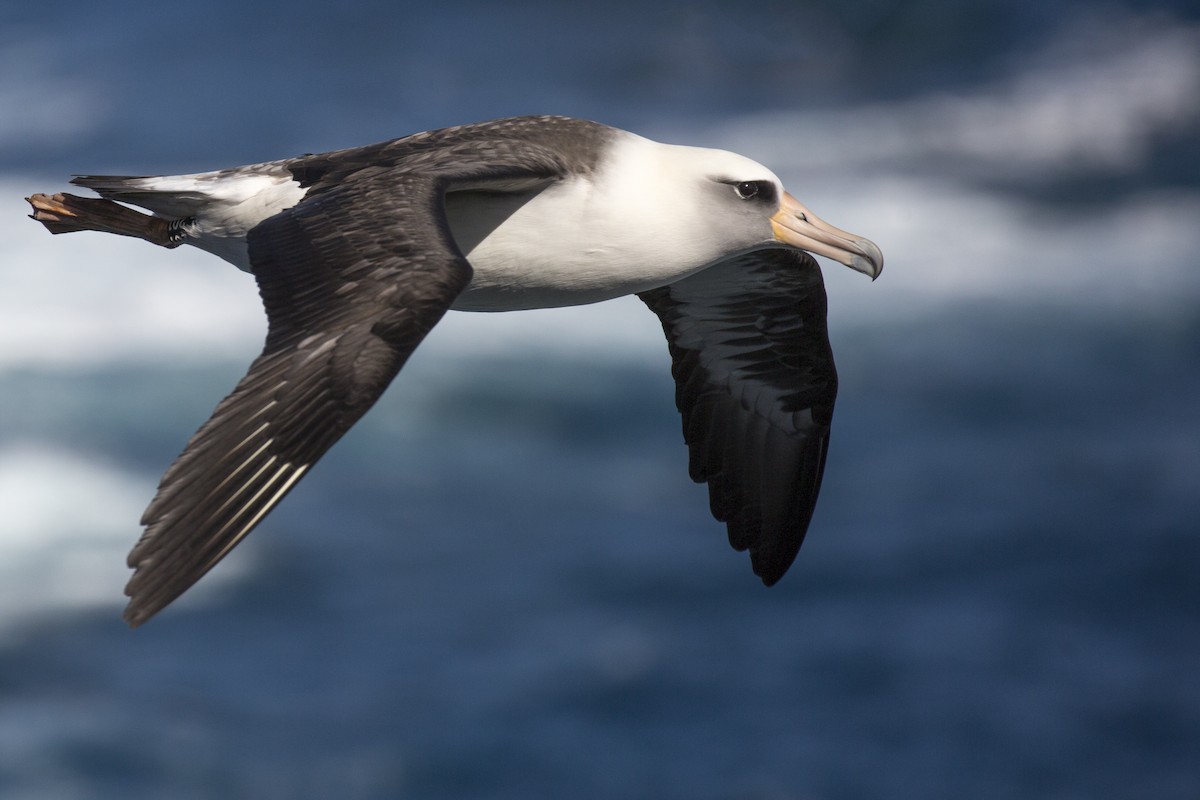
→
(712, 16, 1200, 181)
(0, 444, 253, 632)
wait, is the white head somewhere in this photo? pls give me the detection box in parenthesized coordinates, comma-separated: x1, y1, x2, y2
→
(590, 133, 883, 281)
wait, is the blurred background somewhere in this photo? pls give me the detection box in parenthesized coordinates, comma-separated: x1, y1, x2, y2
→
(1, 1, 1198, 798)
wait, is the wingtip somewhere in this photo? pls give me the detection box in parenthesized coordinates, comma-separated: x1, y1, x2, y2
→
(122, 562, 162, 628)
(123, 586, 171, 628)
(750, 546, 799, 587)
(123, 604, 150, 629)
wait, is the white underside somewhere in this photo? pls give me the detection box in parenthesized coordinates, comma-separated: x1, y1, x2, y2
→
(133, 171, 309, 271)
(444, 176, 711, 311)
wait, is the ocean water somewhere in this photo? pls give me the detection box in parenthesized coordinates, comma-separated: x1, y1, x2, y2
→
(1, 2, 1198, 798)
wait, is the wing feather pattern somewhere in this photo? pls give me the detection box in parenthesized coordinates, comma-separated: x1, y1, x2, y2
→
(124, 140, 571, 626)
(639, 249, 837, 585)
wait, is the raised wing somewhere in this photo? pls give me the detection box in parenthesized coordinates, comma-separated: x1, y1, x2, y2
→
(639, 249, 838, 585)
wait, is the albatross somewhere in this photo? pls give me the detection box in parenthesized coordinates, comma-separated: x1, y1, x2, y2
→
(26, 115, 882, 627)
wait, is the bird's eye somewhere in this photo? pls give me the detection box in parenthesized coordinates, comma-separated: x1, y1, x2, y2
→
(735, 181, 760, 200)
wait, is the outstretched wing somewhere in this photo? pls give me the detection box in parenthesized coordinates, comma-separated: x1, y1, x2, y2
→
(123, 172, 471, 626)
(123, 129, 572, 625)
(639, 249, 838, 585)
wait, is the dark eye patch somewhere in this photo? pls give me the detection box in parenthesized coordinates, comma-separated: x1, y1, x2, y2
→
(731, 180, 776, 203)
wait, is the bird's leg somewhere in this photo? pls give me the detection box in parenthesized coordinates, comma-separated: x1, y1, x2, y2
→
(26, 192, 188, 248)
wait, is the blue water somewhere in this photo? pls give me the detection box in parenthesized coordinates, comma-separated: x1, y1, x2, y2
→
(2, 1, 1199, 798)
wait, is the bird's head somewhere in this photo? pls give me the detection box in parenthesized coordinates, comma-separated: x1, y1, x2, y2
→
(646, 141, 883, 279)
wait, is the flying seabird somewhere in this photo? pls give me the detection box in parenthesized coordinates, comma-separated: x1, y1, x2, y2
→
(26, 115, 882, 627)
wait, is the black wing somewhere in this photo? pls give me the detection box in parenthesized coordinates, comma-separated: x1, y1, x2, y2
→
(124, 142, 568, 626)
(639, 249, 837, 585)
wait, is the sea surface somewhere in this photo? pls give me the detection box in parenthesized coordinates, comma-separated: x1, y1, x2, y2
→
(1, 2, 1198, 798)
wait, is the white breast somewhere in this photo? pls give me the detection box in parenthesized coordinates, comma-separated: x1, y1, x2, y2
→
(447, 177, 656, 311)
(449, 133, 749, 312)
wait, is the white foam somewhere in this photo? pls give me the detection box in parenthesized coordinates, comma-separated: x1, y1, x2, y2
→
(812, 179, 1200, 325)
(0, 444, 253, 632)
(0, 188, 265, 371)
(714, 17, 1200, 180)
(0, 445, 144, 628)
